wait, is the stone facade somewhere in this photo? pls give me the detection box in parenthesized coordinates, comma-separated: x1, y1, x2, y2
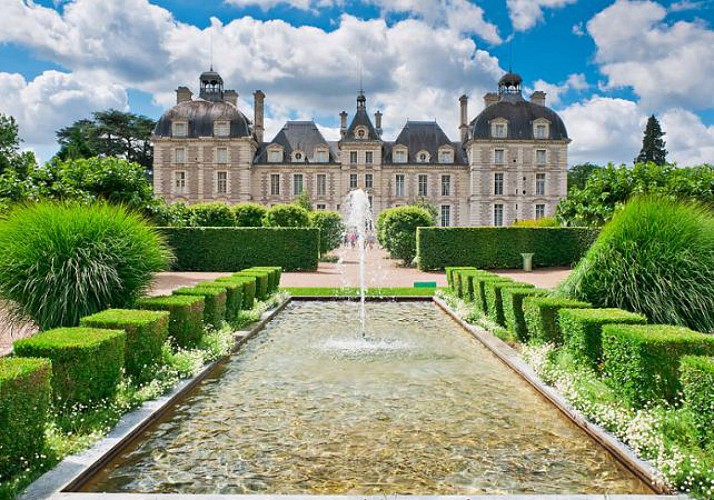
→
(152, 70, 570, 227)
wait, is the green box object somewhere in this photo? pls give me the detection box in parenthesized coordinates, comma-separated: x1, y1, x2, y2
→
(523, 296, 591, 345)
(199, 281, 244, 324)
(502, 287, 548, 342)
(474, 275, 513, 315)
(413, 281, 437, 288)
(235, 271, 269, 300)
(216, 276, 256, 310)
(173, 286, 227, 330)
(245, 266, 282, 292)
(135, 294, 205, 348)
(485, 281, 534, 327)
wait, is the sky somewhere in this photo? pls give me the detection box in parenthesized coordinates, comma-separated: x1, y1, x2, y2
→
(0, 0, 713, 167)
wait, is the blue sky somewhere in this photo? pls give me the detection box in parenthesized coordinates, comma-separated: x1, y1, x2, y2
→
(0, 0, 712, 165)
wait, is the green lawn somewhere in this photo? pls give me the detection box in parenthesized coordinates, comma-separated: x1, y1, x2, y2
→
(281, 287, 440, 297)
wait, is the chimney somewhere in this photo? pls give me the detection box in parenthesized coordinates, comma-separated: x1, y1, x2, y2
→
(340, 111, 348, 139)
(224, 90, 238, 106)
(459, 94, 468, 144)
(253, 90, 265, 143)
(531, 90, 546, 106)
(484, 92, 499, 108)
(176, 86, 192, 104)
(374, 111, 383, 136)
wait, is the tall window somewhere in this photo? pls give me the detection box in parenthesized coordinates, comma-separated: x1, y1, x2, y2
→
(494, 149, 505, 164)
(175, 148, 186, 163)
(316, 174, 327, 196)
(492, 122, 506, 138)
(216, 171, 227, 194)
(293, 174, 304, 195)
(365, 151, 373, 164)
(350, 151, 358, 164)
(268, 150, 283, 163)
(173, 122, 187, 137)
(174, 171, 186, 194)
(216, 147, 228, 163)
(441, 175, 451, 196)
(270, 174, 280, 195)
(439, 150, 453, 163)
(535, 204, 546, 220)
(535, 124, 547, 139)
(536, 173, 546, 196)
(494, 173, 504, 196)
(536, 149, 547, 165)
(440, 205, 451, 227)
(365, 173, 373, 189)
(494, 204, 504, 227)
(214, 121, 230, 137)
(350, 173, 358, 189)
(394, 150, 407, 163)
(316, 204, 326, 210)
(418, 174, 428, 196)
(395, 174, 405, 197)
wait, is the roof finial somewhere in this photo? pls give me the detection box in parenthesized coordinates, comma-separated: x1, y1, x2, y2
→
(508, 38, 513, 73)
(209, 32, 214, 72)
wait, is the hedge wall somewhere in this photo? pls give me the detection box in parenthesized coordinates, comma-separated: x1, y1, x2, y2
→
(159, 228, 319, 271)
(135, 295, 204, 348)
(417, 227, 599, 270)
(680, 356, 714, 444)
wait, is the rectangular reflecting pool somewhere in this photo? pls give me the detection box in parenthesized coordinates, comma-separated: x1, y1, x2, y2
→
(80, 301, 653, 495)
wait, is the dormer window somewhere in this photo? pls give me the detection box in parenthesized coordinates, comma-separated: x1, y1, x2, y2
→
(491, 121, 507, 138)
(417, 150, 430, 163)
(393, 148, 407, 163)
(438, 147, 454, 164)
(173, 121, 188, 137)
(315, 148, 329, 163)
(267, 146, 283, 163)
(214, 121, 230, 137)
(292, 150, 304, 162)
(355, 126, 368, 139)
(533, 119, 550, 139)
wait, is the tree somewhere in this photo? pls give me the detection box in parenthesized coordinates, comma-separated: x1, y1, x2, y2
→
(409, 196, 438, 224)
(56, 110, 156, 171)
(635, 114, 667, 166)
(378, 206, 434, 265)
(263, 204, 310, 227)
(0, 113, 37, 178)
(294, 191, 313, 212)
(310, 210, 345, 255)
(233, 202, 268, 227)
(567, 163, 601, 191)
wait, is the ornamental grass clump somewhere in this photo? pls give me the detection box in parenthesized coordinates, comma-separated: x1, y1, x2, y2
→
(559, 196, 714, 333)
(0, 202, 173, 330)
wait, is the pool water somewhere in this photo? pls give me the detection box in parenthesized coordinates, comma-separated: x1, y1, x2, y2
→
(81, 301, 652, 495)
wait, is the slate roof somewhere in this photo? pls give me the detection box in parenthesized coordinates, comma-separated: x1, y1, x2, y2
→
(153, 100, 252, 139)
(470, 93, 569, 141)
(344, 108, 381, 141)
(383, 121, 467, 165)
(254, 121, 337, 164)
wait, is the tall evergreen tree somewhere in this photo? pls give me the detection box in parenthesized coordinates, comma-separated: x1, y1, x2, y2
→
(635, 114, 667, 165)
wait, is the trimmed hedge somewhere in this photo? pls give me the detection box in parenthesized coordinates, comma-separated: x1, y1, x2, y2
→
(502, 287, 548, 342)
(245, 266, 282, 293)
(198, 281, 243, 324)
(485, 281, 534, 327)
(560, 308, 647, 370)
(135, 295, 205, 348)
(235, 271, 269, 300)
(0, 357, 52, 479)
(602, 324, 714, 406)
(173, 287, 227, 330)
(445, 266, 477, 288)
(215, 276, 256, 310)
(474, 275, 514, 315)
(680, 356, 714, 444)
(159, 227, 318, 271)
(14, 327, 126, 408)
(523, 297, 591, 345)
(458, 269, 491, 302)
(417, 227, 599, 270)
(80, 309, 169, 380)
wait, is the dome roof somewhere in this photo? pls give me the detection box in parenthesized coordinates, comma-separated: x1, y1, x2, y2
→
(498, 72, 523, 87)
(471, 95, 569, 140)
(153, 99, 252, 138)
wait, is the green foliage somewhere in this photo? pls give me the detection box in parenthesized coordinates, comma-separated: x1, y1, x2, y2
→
(523, 296, 591, 345)
(0, 114, 38, 178)
(502, 287, 548, 342)
(215, 276, 256, 310)
(453, 269, 489, 301)
(232, 202, 267, 227)
(14, 327, 126, 408)
(635, 114, 667, 166)
(680, 356, 714, 444)
(556, 163, 714, 227)
(188, 202, 236, 227)
(409, 196, 438, 224)
(485, 281, 534, 327)
(417, 227, 598, 270)
(159, 227, 319, 271)
(244, 266, 281, 293)
(0, 357, 51, 480)
(511, 217, 560, 228)
(197, 281, 243, 324)
(602, 324, 714, 406)
(0, 202, 172, 330)
(567, 163, 602, 191)
(474, 276, 514, 315)
(80, 309, 169, 381)
(310, 210, 345, 255)
(559, 308, 647, 370)
(148, 200, 191, 227)
(445, 266, 477, 289)
(558, 196, 714, 333)
(293, 192, 313, 212)
(134, 295, 205, 348)
(379, 206, 434, 265)
(234, 271, 269, 300)
(263, 203, 310, 227)
(172, 287, 227, 330)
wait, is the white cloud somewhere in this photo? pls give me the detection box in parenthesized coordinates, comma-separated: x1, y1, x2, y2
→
(669, 0, 708, 12)
(506, 0, 578, 32)
(587, 0, 714, 111)
(529, 73, 588, 106)
(660, 108, 714, 166)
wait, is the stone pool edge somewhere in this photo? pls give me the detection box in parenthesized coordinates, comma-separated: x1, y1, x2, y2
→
(433, 296, 672, 496)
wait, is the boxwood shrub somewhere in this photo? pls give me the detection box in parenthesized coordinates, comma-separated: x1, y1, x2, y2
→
(418, 227, 599, 270)
(445, 266, 477, 289)
(602, 324, 714, 406)
(485, 281, 534, 327)
(502, 287, 548, 342)
(560, 308, 647, 370)
(474, 275, 514, 315)
(0, 357, 52, 479)
(215, 276, 256, 310)
(14, 327, 126, 408)
(135, 295, 205, 348)
(244, 266, 281, 293)
(523, 297, 591, 345)
(458, 269, 491, 302)
(680, 355, 714, 444)
(173, 287, 227, 330)
(80, 308, 169, 380)
(159, 227, 318, 271)
(197, 281, 243, 324)
(234, 271, 269, 300)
